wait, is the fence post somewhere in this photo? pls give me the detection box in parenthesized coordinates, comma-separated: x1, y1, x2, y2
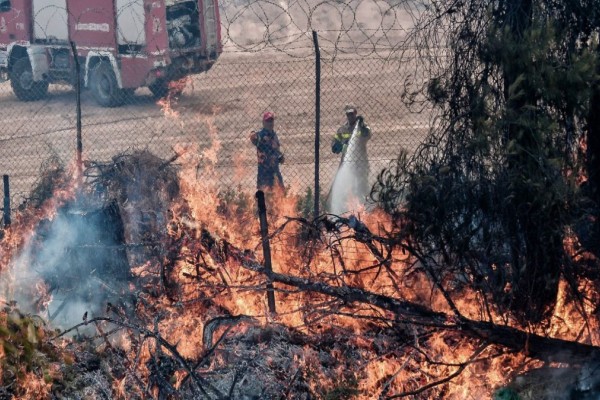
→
(255, 190, 277, 314)
(312, 30, 321, 219)
(70, 41, 83, 180)
(3, 175, 10, 227)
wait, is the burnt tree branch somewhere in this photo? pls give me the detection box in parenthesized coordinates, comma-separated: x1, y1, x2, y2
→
(226, 240, 600, 365)
(54, 317, 225, 399)
(387, 344, 490, 398)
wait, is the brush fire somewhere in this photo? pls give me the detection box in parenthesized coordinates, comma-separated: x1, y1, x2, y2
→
(1, 120, 600, 399)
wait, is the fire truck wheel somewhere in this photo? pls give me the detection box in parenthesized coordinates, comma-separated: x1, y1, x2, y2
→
(90, 61, 125, 107)
(122, 88, 135, 100)
(10, 58, 49, 102)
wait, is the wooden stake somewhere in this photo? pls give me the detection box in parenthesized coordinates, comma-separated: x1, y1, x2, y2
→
(3, 175, 10, 227)
(256, 190, 276, 314)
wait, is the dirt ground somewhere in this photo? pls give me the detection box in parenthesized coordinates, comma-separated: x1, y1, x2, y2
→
(0, 52, 430, 205)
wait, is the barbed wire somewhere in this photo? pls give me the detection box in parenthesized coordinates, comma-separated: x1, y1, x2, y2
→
(21, 0, 427, 58)
(219, 0, 424, 58)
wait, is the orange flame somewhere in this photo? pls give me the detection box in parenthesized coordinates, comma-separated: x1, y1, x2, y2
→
(2, 122, 599, 398)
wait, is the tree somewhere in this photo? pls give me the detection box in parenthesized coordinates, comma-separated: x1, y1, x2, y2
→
(375, 0, 600, 324)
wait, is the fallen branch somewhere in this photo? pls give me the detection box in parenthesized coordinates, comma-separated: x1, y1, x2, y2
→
(386, 344, 490, 398)
(210, 232, 600, 365)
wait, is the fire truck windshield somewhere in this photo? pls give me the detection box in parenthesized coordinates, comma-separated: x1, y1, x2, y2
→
(0, 0, 10, 12)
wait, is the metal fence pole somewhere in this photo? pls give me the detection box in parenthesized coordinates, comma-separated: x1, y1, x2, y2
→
(312, 30, 321, 219)
(256, 190, 276, 314)
(70, 41, 82, 179)
(3, 175, 10, 227)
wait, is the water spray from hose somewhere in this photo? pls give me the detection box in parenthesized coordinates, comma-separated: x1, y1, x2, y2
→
(328, 120, 368, 215)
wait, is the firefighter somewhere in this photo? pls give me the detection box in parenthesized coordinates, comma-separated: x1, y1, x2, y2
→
(331, 104, 372, 199)
(250, 111, 285, 191)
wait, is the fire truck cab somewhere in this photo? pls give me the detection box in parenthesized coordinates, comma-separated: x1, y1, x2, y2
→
(0, 0, 221, 106)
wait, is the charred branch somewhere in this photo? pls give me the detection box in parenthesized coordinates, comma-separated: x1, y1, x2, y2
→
(193, 224, 600, 365)
(263, 265, 600, 365)
(387, 344, 490, 398)
(54, 317, 225, 399)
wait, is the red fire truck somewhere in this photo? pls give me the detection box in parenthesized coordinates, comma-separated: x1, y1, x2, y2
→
(0, 0, 221, 106)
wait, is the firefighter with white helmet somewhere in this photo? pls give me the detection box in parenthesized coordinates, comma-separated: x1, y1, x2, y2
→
(331, 104, 372, 199)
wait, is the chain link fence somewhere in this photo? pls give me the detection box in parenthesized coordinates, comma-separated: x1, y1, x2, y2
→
(0, 1, 434, 216)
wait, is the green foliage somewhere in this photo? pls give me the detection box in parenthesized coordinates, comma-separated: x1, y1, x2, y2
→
(216, 184, 252, 217)
(323, 380, 361, 400)
(374, 1, 600, 323)
(0, 305, 70, 398)
(0, 305, 116, 399)
(0, 309, 47, 376)
(295, 186, 326, 219)
(297, 186, 314, 219)
(304, 372, 360, 400)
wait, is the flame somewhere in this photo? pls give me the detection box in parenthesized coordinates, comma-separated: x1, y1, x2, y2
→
(2, 121, 600, 398)
(21, 372, 51, 400)
(0, 169, 77, 307)
(167, 145, 518, 398)
(113, 377, 127, 399)
(157, 95, 181, 120)
(156, 77, 189, 122)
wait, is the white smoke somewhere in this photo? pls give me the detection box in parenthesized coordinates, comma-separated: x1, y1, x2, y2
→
(4, 203, 129, 332)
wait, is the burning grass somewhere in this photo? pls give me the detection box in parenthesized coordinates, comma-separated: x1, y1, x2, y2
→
(1, 149, 600, 399)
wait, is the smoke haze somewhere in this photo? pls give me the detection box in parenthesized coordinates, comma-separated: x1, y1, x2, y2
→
(5, 202, 130, 331)
(219, 0, 419, 55)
